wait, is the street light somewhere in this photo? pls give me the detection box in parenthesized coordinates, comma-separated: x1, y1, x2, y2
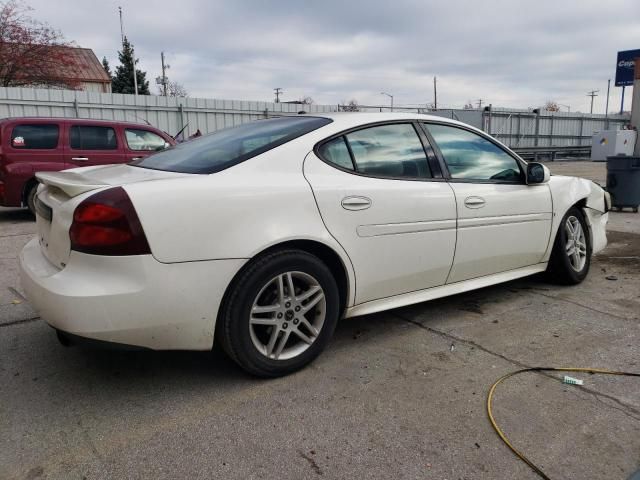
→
(557, 103, 571, 112)
(381, 92, 394, 112)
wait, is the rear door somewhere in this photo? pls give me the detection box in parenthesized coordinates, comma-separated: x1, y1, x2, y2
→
(1, 122, 63, 206)
(122, 127, 171, 163)
(304, 121, 457, 304)
(422, 122, 552, 283)
(64, 123, 125, 168)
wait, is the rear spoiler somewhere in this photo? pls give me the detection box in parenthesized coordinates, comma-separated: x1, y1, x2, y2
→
(36, 171, 107, 198)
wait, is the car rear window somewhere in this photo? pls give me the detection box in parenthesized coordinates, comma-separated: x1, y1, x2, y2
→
(132, 116, 332, 174)
(11, 124, 59, 149)
(70, 126, 118, 150)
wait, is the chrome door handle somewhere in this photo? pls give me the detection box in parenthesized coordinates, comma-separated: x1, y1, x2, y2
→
(131, 157, 143, 161)
(341, 196, 372, 211)
(464, 196, 486, 208)
(71, 157, 89, 161)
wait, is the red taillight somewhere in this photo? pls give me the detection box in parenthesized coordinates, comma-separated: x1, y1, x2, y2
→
(69, 187, 151, 256)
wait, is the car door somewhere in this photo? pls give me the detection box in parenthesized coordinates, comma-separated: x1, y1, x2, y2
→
(64, 123, 124, 168)
(2, 122, 63, 205)
(304, 121, 457, 304)
(122, 127, 171, 163)
(422, 122, 552, 283)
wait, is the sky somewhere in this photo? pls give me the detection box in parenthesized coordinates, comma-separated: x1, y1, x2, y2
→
(25, 0, 640, 113)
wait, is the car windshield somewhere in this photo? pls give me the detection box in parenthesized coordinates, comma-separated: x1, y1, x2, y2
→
(131, 116, 332, 174)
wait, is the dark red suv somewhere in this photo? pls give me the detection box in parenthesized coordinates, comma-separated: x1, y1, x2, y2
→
(0, 117, 175, 213)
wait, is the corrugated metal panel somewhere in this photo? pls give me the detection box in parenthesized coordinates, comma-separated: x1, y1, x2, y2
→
(0, 87, 630, 147)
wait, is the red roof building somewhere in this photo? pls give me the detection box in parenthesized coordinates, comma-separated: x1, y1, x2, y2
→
(46, 46, 112, 93)
(3, 45, 112, 93)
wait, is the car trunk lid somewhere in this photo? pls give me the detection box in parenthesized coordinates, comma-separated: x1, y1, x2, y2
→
(34, 164, 189, 268)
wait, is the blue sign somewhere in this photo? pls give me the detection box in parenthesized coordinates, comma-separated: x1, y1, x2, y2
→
(616, 49, 640, 86)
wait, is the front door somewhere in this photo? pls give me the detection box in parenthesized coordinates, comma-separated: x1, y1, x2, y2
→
(64, 123, 124, 168)
(304, 122, 457, 304)
(122, 127, 171, 163)
(423, 122, 553, 283)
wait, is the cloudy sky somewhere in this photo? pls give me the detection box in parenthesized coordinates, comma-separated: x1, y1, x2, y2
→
(26, 0, 640, 112)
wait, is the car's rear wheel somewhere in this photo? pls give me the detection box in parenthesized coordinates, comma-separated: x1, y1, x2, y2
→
(25, 182, 38, 216)
(217, 249, 340, 377)
(546, 206, 591, 284)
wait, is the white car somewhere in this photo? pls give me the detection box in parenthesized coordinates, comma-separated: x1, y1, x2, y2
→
(20, 113, 610, 376)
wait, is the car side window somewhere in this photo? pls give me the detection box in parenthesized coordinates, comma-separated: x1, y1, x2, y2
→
(70, 126, 117, 150)
(125, 128, 169, 151)
(317, 136, 354, 171)
(11, 124, 59, 149)
(343, 123, 431, 179)
(425, 123, 522, 182)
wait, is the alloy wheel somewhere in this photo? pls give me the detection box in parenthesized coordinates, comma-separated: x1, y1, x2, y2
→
(249, 271, 326, 361)
(565, 215, 587, 272)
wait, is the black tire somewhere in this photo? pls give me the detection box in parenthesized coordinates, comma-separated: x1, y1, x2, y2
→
(25, 182, 38, 217)
(546, 206, 591, 285)
(217, 249, 340, 377)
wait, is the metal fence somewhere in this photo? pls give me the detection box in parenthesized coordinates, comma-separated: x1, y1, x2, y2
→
(354, 104, 630, 148)
(0, 87, 336, 139)
(0, 87, 630, 147)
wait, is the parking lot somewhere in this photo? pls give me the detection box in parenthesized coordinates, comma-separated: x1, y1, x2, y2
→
(1, 161, 639, 480)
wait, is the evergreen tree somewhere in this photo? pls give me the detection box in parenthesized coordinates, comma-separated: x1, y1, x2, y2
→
(111, 37, 150, 95)
(101, 56, 111, 77)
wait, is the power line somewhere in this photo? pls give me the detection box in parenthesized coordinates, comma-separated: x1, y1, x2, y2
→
(274, 87, 283, 103)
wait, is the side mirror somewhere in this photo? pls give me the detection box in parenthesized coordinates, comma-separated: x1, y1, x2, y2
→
(527, 162, 550, 184)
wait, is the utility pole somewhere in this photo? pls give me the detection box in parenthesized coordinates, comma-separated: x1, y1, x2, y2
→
(118, 6, 124, 44)
(477, 99, 484, 109)
(274, 88, 282, 103)
(433, 76, 437, 110)
(605, 79, 610, 118)
(118, 6, 137, 96)
(587, 89, 599, 114)
(160, 51, 170, 96)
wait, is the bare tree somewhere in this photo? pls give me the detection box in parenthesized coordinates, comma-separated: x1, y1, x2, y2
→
(0, 0, 79, 88)
(340, 99, 360, 112)
(298, 96, 314, 105)
(157, 80, 188, 97)
(544, 100, 560, 112)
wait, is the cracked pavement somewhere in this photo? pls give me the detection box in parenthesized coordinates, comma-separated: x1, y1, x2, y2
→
(1, 161, 639, 480)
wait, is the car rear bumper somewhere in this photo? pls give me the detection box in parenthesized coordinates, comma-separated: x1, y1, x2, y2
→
(19, 237, 246, 350)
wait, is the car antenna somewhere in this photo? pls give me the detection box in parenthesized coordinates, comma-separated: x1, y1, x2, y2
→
(172, 123, 189, 141)
(129, 114, 152, 126)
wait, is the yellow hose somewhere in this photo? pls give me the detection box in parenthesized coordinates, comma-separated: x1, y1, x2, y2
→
(487, 367, 640, 480)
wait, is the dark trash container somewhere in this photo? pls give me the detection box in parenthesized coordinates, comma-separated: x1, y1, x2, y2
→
(606, 156, 640, 212)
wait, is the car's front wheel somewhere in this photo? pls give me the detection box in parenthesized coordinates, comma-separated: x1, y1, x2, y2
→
(217, 249, 340, 377)
(546, 206, 591, 284)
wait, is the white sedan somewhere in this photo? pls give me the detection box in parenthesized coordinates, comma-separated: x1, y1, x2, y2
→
(20, 113, 610, 376)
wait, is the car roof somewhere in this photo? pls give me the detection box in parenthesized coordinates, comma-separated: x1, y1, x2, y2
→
(306, 112, 481, 134)
(0, 116, 161, 129)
